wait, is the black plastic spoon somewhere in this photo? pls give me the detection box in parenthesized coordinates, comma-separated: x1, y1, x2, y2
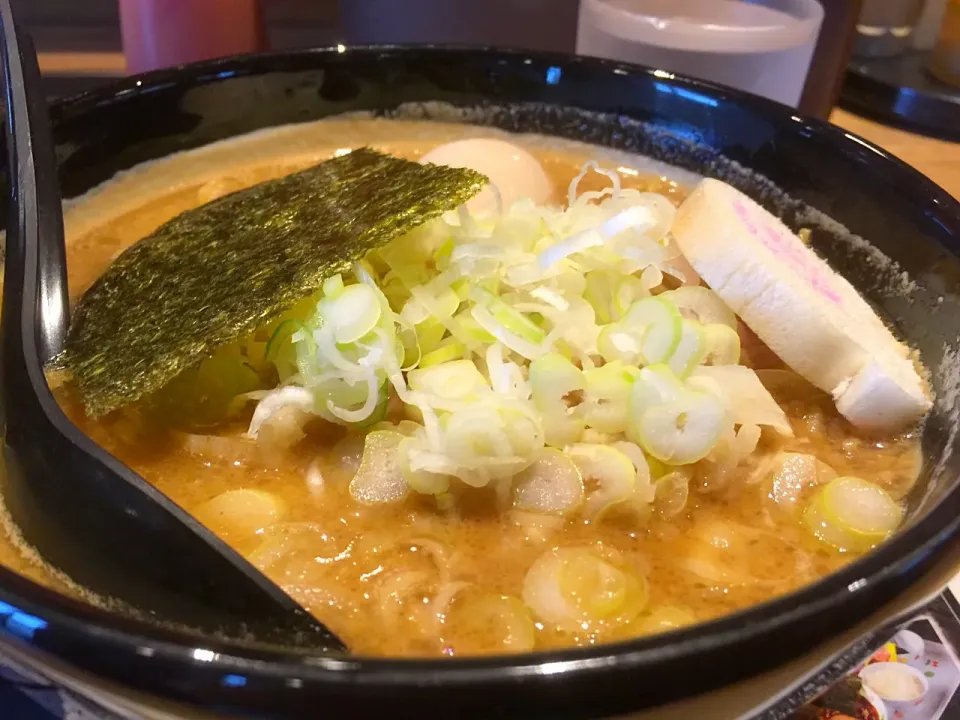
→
(0, 0, 345, 651)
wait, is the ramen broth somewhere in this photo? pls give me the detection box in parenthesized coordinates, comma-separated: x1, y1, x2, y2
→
(3, 119, 922, 657)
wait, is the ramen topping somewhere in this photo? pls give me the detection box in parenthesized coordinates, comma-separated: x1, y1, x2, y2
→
(23, 119, 925, 657)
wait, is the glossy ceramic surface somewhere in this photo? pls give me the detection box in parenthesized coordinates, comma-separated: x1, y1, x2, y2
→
(0, 46, 959, 719)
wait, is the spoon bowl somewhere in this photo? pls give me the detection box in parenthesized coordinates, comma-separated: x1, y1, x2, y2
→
(0, 0, 345, 651)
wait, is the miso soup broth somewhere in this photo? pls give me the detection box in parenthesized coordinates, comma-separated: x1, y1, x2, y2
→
(4, 118, 923, 657)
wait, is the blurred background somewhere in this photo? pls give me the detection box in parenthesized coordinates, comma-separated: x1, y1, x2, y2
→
(21, 0, 960, 137)
(26, 0, 337, 97)
(26, 0, 582, 96)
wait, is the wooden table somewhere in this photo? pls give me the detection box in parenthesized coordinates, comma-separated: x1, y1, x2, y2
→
(830, 108, 960, 199)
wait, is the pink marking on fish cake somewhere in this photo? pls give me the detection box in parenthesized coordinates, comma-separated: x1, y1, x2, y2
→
(731, 197, 842, 304)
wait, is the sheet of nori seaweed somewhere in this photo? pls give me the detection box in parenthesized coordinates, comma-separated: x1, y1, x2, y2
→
(61, 148, 486, 416)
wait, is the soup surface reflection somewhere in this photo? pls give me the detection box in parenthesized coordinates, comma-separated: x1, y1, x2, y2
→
(4, 119, 922, 657)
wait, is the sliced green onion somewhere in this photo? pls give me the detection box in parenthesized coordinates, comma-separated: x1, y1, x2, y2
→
(401, 285, 460, 326)
(453, 309, 496, 345)
(265, 319, 302, 362)
(449, 278, 470, 300)
(567, 444, 636, 518)
(512, 448, 584, 516)
(398, 435, 451, 495)
(420, 340, 467, 368)
(666, 319, 706, 378)
(582, 361, 636, 434)
(446, 594, 535, 655)
(471, 305, 546, 360)
(349, 430, 409, 505)
(441, 406, 543, 486)
(702, 324, 741, 365)
(317, 283, 383, 344)
(294, 328, 323, 384)
(558, 549, 647, 621)
(499, 408, 544, 459)
(688, 365, 792, 436)
(627, 364, 685, 420)
(769, 452, 836, 514)
(413, 318, 447, 357)
(322, 373, 385, 425)
(523, 548, 647, 632)
(529, 286, 569, 311)
(611, 440, 655, 504)
(629, 388, 728, 465)
(653, 471, 691, 518)
(395, 420, 422, 436)
(622, 296, 683, 365)
(433, 236, 456, 270)
(646, 454, 671, 480)
(597, 322, 643, 366)
(584, 270, 615, 324)
(613, 276, 645, 319)
(492, 304, 546, 343)
(529, 353, 586, 447)
(659, 286, 737, 329)
(408, 285, 484, 355)
(322, 273, 345, 299)
(195, 488, 285, 540)
(472, 288, 546, 344)
(803, 476, 902, 552)
(244, 164, 779, 511)
(246, 385, 316, 438)
(264, 319, 303, 381)
(408, 359, 489, 403)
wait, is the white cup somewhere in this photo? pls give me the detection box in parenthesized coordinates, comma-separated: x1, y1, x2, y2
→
(859, 661, 929, 715)
(575, 0, 824, 107)
(892, 628, 926, 656)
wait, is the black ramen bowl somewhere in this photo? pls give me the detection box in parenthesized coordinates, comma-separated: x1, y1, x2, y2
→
(1, 46, 959, 719)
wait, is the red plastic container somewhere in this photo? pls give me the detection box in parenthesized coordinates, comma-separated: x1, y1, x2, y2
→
(119, 0, 267, 74)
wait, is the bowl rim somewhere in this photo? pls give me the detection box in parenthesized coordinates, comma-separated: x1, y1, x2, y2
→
(4, 43, 960, 690)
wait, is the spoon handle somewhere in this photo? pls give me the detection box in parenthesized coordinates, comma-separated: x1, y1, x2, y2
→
(0, 2, 346, 652)
(0, 0, 68, 363)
